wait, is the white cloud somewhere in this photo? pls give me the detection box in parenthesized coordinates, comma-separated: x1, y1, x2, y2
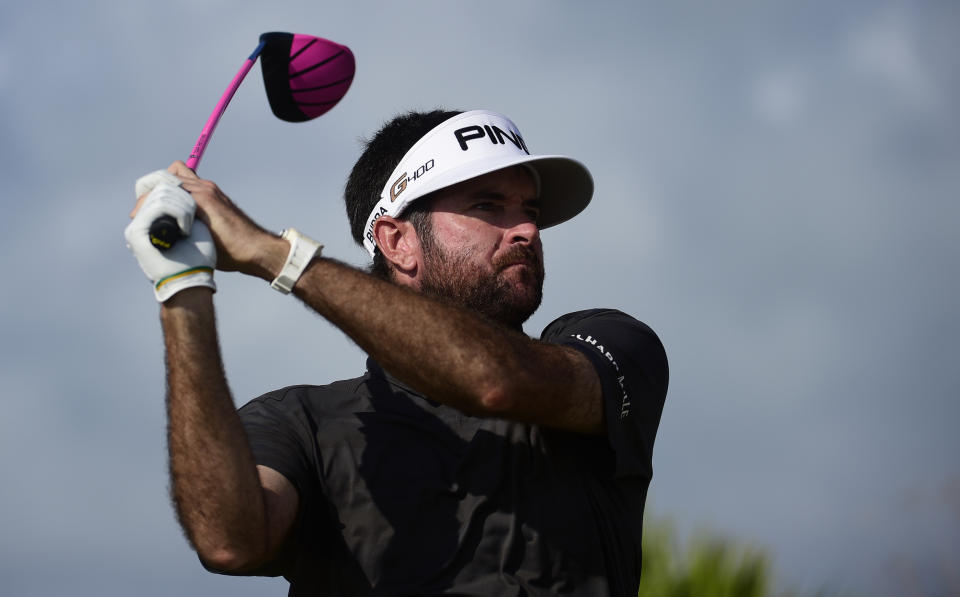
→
(751, 68, 807, 127)
(845, 5, 941, 112)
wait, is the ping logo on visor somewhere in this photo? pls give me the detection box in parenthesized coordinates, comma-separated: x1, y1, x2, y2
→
(362, 109, 595, 257)
(453, 124, 529, 153)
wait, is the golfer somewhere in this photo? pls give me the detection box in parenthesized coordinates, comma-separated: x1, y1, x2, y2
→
(125, 109, 668, 595)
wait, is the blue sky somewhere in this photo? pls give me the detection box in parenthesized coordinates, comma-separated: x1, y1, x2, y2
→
(1, 1, 958, 595)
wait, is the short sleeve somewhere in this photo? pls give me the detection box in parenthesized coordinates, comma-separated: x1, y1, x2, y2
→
(237, 386, 316, 500)
(234, 386, 372, 586)
(225, 387, 322, 577)
(541, 309, 668, 479)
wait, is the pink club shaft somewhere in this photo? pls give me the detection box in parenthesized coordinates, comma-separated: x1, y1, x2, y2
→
(186, 40, 267, 170)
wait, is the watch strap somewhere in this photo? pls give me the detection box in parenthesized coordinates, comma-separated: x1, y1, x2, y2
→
(270, 228, 323, 294)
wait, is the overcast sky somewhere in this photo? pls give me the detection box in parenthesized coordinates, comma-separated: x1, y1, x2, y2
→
(1, 1, 958, 596)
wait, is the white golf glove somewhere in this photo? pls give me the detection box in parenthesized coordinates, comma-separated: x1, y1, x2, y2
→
(125, 170, 217, 302)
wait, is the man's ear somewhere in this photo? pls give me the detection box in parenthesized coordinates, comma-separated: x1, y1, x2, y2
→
(372, 216, 421, 277)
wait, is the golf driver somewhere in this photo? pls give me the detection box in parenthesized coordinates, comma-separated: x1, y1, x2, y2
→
(149, 32, 355, 250)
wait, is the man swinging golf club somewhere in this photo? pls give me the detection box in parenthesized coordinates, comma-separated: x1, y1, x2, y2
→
(125, 109, 668, 595)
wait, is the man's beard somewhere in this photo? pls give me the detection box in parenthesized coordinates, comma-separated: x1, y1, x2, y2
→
(419, 236, 544, 329)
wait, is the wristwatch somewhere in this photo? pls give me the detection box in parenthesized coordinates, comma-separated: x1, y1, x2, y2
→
(270, 228, 323, 294)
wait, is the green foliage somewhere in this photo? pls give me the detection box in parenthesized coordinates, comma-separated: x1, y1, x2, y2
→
(638, 515, 806, 597)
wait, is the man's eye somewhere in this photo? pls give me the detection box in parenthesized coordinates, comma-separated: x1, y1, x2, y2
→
(472, 202, 498, 211)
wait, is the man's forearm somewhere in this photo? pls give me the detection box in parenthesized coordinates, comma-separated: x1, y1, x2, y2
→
(161, 289, 271, 569)
(288, 257, 603, 433)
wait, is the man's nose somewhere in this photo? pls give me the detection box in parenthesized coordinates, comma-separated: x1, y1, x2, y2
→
(506, 218, 539, 246)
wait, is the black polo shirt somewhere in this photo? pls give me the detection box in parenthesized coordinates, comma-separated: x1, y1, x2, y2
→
(236, 308, 668, 595)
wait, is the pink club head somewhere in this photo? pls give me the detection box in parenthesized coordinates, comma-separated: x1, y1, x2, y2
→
(259, 32, 356, 122)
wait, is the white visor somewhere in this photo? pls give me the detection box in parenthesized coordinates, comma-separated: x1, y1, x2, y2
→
(362, 109, 593, 256)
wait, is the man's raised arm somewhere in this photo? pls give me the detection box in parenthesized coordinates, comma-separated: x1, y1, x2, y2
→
(126, 173, 298, 572)
(291, 258, 605, 433)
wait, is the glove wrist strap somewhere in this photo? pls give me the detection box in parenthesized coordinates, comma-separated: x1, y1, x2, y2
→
(271, 228, 323, 294)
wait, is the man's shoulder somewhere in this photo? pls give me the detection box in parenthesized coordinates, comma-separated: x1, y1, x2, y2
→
(540, 308, 659, 343)
(238, 372, 375, 420)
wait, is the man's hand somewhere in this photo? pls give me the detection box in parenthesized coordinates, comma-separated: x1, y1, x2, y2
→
(125, 177, 217, 302)
(165, 161, 288, 278)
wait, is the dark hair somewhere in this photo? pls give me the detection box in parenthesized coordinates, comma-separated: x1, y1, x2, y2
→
(344, 109, 462, 278)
